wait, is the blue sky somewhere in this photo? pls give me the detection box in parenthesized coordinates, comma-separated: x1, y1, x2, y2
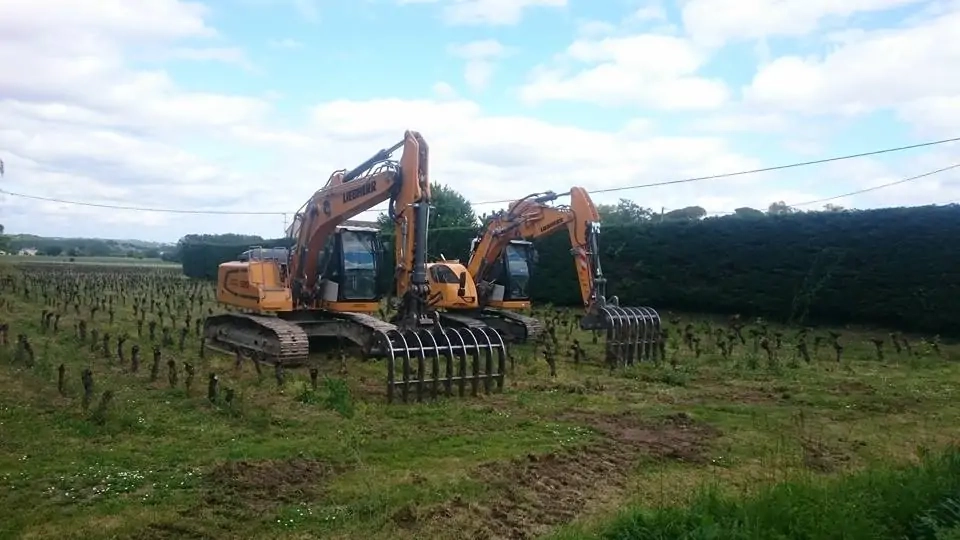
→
(0, 0, 958, 241)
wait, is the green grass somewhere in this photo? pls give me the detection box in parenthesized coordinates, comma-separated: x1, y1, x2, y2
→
(551, 447, 960, 540)
(0, 261, 959, 539)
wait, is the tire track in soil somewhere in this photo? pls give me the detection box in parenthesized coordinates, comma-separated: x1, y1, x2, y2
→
(395, 411, 720, 540)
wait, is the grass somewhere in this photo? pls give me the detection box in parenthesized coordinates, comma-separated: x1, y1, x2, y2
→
(0, 260, 958, 539)
(551, 448, 960, 540)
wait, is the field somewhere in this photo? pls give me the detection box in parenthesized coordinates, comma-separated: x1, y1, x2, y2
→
(1, 261, 959, 540)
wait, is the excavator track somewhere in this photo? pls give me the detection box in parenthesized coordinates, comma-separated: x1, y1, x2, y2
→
(437, 309, 543, 344)
(481, 308, 545, 343)
(203, 313, 310, 367)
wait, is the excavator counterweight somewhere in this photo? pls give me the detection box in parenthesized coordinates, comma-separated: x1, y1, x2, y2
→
(203, 131, 506, 402)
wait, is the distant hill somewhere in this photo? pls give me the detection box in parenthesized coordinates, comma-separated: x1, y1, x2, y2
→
(6, 234, 176, 258)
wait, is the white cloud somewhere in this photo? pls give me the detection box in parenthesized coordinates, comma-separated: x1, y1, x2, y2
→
(0, 0, 216, 41)
(519, 34, 729, 110)
(398, 0, 567, 25)
(240, 0, 320, 21)
(163, 46, 257, 71)
(575, 20, 618, 37)
(628, 2, 668, 23)
(680, 0, 924, 46)
(298, 97, 771, 207)
(432, 82, 460, 100)
(0, 0, 280, 239)
(743, 6, 960, 133)
(448, 39, 512, 91)
(691, 112, 791, 133)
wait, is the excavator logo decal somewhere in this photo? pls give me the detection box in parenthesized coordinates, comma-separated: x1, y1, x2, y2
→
(343, 179, 376, 203)
(539, 217, 563, 232)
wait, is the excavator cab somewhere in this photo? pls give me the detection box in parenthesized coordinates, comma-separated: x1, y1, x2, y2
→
(315, 226, 386, 310)
(427, 260, 480, 308)
(485, 240, 536, 308)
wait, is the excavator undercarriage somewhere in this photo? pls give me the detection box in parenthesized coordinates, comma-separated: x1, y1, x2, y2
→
(202, 309, 507, 403)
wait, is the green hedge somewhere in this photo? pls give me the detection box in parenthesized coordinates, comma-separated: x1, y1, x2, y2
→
(180, 238, 293, 280)
(181, 205, 960, 334)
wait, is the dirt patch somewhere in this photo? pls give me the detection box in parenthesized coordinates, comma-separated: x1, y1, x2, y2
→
(836, 380, 876, 396)
(526, 380, 607, 395)
(185, 457, 343, 523)
(800, 437, 853, 473)
(695, 384, 787, 406)
(207, 457, 337, 505)
(404, 411, 720, 539)
(560, 410, 720, 463)
(139, 522, 217, 540)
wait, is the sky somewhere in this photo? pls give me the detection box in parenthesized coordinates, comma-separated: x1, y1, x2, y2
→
(1, 0, 959, 242)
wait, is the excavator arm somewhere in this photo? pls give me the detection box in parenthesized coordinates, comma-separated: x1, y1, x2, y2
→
(287, 131, 429, 313)
(468, 187, 605, 310)
(467, 186, 661, 364)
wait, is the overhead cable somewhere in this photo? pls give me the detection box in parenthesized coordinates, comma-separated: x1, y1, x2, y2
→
(786, 163, 960, 208)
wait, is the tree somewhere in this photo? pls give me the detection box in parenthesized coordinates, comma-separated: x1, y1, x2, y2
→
(0, 224, 8, 252)
(733, 207, 766, 218)
(823, 203, 846, 212)
(41, 245, 63, 256)
(663, 206, 707, 221)
(144, 248, 161, 259)
(378, 182, 477, 233)
(597, 199, 654, 225)
(768, 201, 799, 215)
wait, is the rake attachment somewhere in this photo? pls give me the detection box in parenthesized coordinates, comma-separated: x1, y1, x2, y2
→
(376, 326, 507, 404)
(582, 302, 662, 367)
(599, 305, 661, 366)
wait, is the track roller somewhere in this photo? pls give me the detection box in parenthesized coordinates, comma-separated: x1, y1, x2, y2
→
(376, 325, 507, 404)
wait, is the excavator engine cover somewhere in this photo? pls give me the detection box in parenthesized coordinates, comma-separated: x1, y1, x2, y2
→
(581, 300, 661, 366)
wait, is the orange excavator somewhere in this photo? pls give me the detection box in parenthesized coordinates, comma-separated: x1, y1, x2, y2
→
(203, 131, 506, 401)
(455, 187, 661, 363)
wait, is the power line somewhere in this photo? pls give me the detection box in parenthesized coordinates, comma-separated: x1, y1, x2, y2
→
(0, 188, 286, 215)
(2, 135, 959, 215)
(786, 163, 960, 208)
(471, 136, 960, 205)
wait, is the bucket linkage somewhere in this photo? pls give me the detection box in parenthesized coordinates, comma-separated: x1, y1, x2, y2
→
(597, 305, 662, 367)
(374, 325, 507, 404)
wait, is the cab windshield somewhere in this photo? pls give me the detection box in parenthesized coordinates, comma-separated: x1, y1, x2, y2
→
(505, 244, 530, 298)
(340, 230, 378, 300)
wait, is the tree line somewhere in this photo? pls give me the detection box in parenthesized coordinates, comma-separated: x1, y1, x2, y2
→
(0, 230, 174, 259)
(173, 186, 960, 334)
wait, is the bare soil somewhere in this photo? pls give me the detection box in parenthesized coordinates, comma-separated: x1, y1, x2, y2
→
(399, 410, 720, 539)
(185, 457, 343, 524)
